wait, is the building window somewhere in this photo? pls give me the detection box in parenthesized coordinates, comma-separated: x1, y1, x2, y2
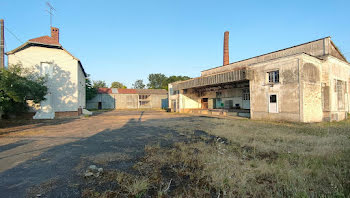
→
(242, 89, 250, 100)
(139, 101, 150, 106)
(336, 80, 345, 110)
(183, 89, 187, 94)
(270, 95, 277, 103)
(216, 92, 222, 98)
(268, 70, 279, 83)
(139, 95, 150, 100)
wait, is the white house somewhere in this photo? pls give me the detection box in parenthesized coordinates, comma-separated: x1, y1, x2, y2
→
(6, 27, 87, 119)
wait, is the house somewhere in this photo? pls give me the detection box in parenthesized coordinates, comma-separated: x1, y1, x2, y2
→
(87, 88, 168, 110)
(169, 32, 350, 122)
(6, 27, 87, 119)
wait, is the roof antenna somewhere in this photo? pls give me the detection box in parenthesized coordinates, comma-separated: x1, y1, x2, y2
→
(46, 2, 56, 27)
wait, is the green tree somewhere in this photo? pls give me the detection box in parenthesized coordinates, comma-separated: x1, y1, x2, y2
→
(86, 75, 97, 101)
(92, 80, 107, 89)
(165, 75, 191, 88)
(111, 81, 127, 89)
(147, 73, 167, 89)
(132, 79, 145, 89)
(0, 64, 48, 116)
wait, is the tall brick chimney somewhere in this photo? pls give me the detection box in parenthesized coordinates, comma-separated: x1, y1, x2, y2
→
(223, 31, 229, 66)
(51, 27, 59, 43)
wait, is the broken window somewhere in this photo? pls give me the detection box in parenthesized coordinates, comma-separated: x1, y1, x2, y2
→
(268, 70, 279, 83)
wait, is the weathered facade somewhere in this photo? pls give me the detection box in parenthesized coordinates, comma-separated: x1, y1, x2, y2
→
(169, 34, 350, 122)
(87, 88, 168, 110)
(6, 27, 87, 119)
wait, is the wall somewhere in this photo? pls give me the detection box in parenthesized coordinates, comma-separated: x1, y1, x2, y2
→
(115, 94, 138, 109)
(201, 38, 328, 76)
(323, 56, 350, 121)
(8, 46, 80, 112)
(150, 94, 168, 108)
(300, 57, 323, 122)
(77, 62, 86, 109)
(250, 54, 302, 122)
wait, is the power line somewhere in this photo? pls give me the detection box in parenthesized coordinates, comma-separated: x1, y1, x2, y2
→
(4, 27, 23, 44)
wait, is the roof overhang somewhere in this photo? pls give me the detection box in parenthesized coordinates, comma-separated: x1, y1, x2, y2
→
(172, 68, 248, 90)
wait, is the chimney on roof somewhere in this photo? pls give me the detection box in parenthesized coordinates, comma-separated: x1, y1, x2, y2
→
(223, 31, 229, 66)
(51, 27, 59, 43)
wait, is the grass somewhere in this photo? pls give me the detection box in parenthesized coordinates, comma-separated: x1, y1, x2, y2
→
(82, 117, 350, 197)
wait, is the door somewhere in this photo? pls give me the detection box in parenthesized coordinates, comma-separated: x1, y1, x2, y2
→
(242, 88, 250, 109)
(98, 102, 102, 110)
(201, 98, 208, 109)
(172, 100, 177, 112)
(269, 94, 278, 113)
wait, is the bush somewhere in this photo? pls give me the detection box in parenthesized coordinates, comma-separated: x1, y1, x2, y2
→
(0, 64, 48, 117)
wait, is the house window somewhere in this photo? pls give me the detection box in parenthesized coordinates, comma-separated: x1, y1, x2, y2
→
(268, 70, 279, 83)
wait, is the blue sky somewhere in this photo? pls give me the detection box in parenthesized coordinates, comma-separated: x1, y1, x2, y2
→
(1, 0, 350, 87)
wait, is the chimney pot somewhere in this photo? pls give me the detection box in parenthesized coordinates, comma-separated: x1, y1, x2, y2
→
(51, 27, 59, 43)
(223, 31, 229, 66)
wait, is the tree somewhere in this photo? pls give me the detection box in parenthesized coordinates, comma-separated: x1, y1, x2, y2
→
(92, 80, 107, 89)
(0, 64, 48, 116)
(132, 79, 145, 89)
(86, 75, 97, 101)
(165, 75, 191, 88)
(111, 81, 127, 89)
(147, 73, 167, 89)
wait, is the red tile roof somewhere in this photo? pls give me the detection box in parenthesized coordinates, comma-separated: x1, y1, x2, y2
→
(29, 36, 60, 45)
(97, 88, 166, 95)
(117, 88, 137, 94)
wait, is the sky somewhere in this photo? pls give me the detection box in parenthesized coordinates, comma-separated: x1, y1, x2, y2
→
(1, 0, 350, 88)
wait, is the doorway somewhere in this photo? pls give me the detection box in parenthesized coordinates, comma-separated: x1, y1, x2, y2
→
(98, 102, 102, 110)
(269, 94, 278, 113)
(201, 98, 208, 109)
(242, 88, 250, 109)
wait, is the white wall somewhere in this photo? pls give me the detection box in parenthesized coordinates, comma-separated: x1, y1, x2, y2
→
(8, 46, 81, 112)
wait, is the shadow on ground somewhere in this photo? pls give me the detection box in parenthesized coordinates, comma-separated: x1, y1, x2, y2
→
(0, 115, 194, 198)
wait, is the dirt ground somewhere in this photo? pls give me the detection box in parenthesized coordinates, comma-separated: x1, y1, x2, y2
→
(0, 110, 349, 197)
(0, 110, 191, 197)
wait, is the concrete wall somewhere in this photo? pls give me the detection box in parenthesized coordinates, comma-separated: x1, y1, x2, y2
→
(150, 94, 168, 108)
(322, 56, 350, 121)
(87, 93, 167, 110)
(250, 54, 302, 122)
(202, 38, 328, 76)
(8, 46, 82, 112)
(300, 57, 323, 122)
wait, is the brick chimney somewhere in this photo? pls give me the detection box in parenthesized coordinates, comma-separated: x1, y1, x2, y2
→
(51, 27, 59, 43)
(223, 31, 229, 66)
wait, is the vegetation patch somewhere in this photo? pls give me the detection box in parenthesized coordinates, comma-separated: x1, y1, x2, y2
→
(81, 117, 350, 197)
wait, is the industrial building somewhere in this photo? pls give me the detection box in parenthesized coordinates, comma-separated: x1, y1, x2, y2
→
(87, 88, 168, 110)
(169, 32, 350, 122)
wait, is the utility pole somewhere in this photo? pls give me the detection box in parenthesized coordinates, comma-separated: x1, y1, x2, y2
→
(46, 2, 55, 27)
(0, 19, 4, 69)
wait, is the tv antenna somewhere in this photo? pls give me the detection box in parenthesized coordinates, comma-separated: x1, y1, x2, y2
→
(46, 2, 56, 27)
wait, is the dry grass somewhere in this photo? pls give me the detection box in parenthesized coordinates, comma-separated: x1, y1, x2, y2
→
(82, 117, 350, 197)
